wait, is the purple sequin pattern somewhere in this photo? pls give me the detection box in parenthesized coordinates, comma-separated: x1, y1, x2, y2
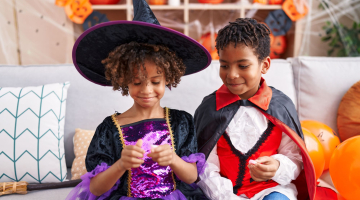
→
(121, 120, 174, 199)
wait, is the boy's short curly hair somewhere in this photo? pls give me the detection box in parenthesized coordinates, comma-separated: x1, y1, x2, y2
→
(102, 42, 186, 96)
(216, 18, 271, 61)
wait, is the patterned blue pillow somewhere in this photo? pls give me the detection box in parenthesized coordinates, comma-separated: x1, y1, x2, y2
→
(0, 82, 70, 183)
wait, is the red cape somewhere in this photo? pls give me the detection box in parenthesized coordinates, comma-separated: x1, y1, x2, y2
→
(195, 78, 316, 200)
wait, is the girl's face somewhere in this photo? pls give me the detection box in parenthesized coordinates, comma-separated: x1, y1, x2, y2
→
(219, 43, 270, 100)
(128, 60, 166, 108)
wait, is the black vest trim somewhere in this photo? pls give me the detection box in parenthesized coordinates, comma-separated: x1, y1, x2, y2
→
(222, 121, 275, 194)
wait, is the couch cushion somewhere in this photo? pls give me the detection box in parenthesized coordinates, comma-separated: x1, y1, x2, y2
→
(263, 59, 297, 108)
(0, 65, 132, 168)
(71, 129, 95, 180)
(291, 56, 360, 133)
(0, 60, 296, 168)
(0, 83, 69, 183)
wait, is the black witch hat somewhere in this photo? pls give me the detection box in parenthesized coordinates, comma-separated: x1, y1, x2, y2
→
(73, 0, 211, 86)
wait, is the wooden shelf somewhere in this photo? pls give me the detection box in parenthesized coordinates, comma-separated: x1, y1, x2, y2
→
(188, 3, 281, 10)
(243, 4, 282, 9)
(150, 5, 185, 10)
(89, 1, 299, 57)
(92, 3, 281, 10)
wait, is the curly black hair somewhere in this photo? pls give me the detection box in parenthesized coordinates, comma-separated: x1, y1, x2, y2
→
(216, 18, 271, 61)
(102, 42, 186, 96)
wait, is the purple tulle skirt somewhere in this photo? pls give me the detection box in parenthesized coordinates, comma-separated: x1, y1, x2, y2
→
(181, 153, 207, 189)
(181, 153, 207, 176)
(65, 153, 206, 200)
(65, 163, 120, 200)
(119, 189, 187, 200)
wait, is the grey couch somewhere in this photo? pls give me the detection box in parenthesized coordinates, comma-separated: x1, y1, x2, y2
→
(1, 56, 359, 199)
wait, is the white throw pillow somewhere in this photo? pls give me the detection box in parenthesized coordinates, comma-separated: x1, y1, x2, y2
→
(263, 59, 297, 108)
(291, 56, 360, 132)
(0, 82, 70, 183)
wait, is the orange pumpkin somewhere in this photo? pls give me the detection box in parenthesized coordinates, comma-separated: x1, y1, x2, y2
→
(269, 34, 286, 59)
(301, 120, 340, 170)
(197, 0, 224, 4)
(65, 0, 93, 24)
(282, 0, 308, 21)
(253, 0, 267, 4)
(269, 0, 283, 4)
(198, 33, 219, 60)
(337, 81, 360, 141)
(210, 50, 219, 60)
(149, 0, 167, 5)
(90, 0, 120, 4)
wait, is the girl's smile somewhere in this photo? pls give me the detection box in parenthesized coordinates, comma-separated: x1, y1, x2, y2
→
(128, 60, 167, 108)
(138, 96, 155, 102)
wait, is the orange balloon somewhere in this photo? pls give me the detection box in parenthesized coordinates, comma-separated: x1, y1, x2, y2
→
(301, 120, 340, 170)
(302, 128, 325, 180)
(337, 193, 347, 200)
(330, 136, 360, 200)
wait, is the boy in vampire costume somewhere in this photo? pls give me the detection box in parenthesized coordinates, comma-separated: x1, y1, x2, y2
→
(194, 18, 316, 200)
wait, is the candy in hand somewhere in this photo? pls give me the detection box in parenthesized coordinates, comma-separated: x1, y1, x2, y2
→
(151, 145, 158, 153)
(249, 159, 258, 165)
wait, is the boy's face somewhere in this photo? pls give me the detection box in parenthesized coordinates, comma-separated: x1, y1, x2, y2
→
(219, 43, 270, 100)
(128, 60, 167, 108)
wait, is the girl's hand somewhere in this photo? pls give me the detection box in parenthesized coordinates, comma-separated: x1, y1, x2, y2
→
(147, 144, 175, 166)
(248, 156, 280, 182)
(117, 139, 145, 170)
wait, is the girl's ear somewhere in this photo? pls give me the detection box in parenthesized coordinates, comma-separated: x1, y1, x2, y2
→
(166, 81, 171, 90)
(261, 56, 271, 74)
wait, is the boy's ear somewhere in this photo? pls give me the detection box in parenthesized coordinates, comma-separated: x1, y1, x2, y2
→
(261, 56, 271, 74)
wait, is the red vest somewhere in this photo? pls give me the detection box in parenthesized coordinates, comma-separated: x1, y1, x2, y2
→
(217, 121, 283, 198)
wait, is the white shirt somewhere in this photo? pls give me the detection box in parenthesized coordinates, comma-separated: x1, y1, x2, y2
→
(197, 106, 303, 200)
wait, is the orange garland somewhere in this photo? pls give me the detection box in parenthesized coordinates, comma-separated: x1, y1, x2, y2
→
(56, 0, 93, 24)
(253, 0, 267, 4)
(282, 0, 308, 21)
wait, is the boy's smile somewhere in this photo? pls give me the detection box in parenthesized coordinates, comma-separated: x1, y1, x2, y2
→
(219, 43, 270, 100)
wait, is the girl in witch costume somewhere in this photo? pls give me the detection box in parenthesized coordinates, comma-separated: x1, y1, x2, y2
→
(194, 18, 316, 200)
(66, 0, 211, 199)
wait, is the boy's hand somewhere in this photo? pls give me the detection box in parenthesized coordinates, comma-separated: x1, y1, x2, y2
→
(248, 156, 280, 182)
(118, 139, 145, 170)
(147, 144, 175, 166)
